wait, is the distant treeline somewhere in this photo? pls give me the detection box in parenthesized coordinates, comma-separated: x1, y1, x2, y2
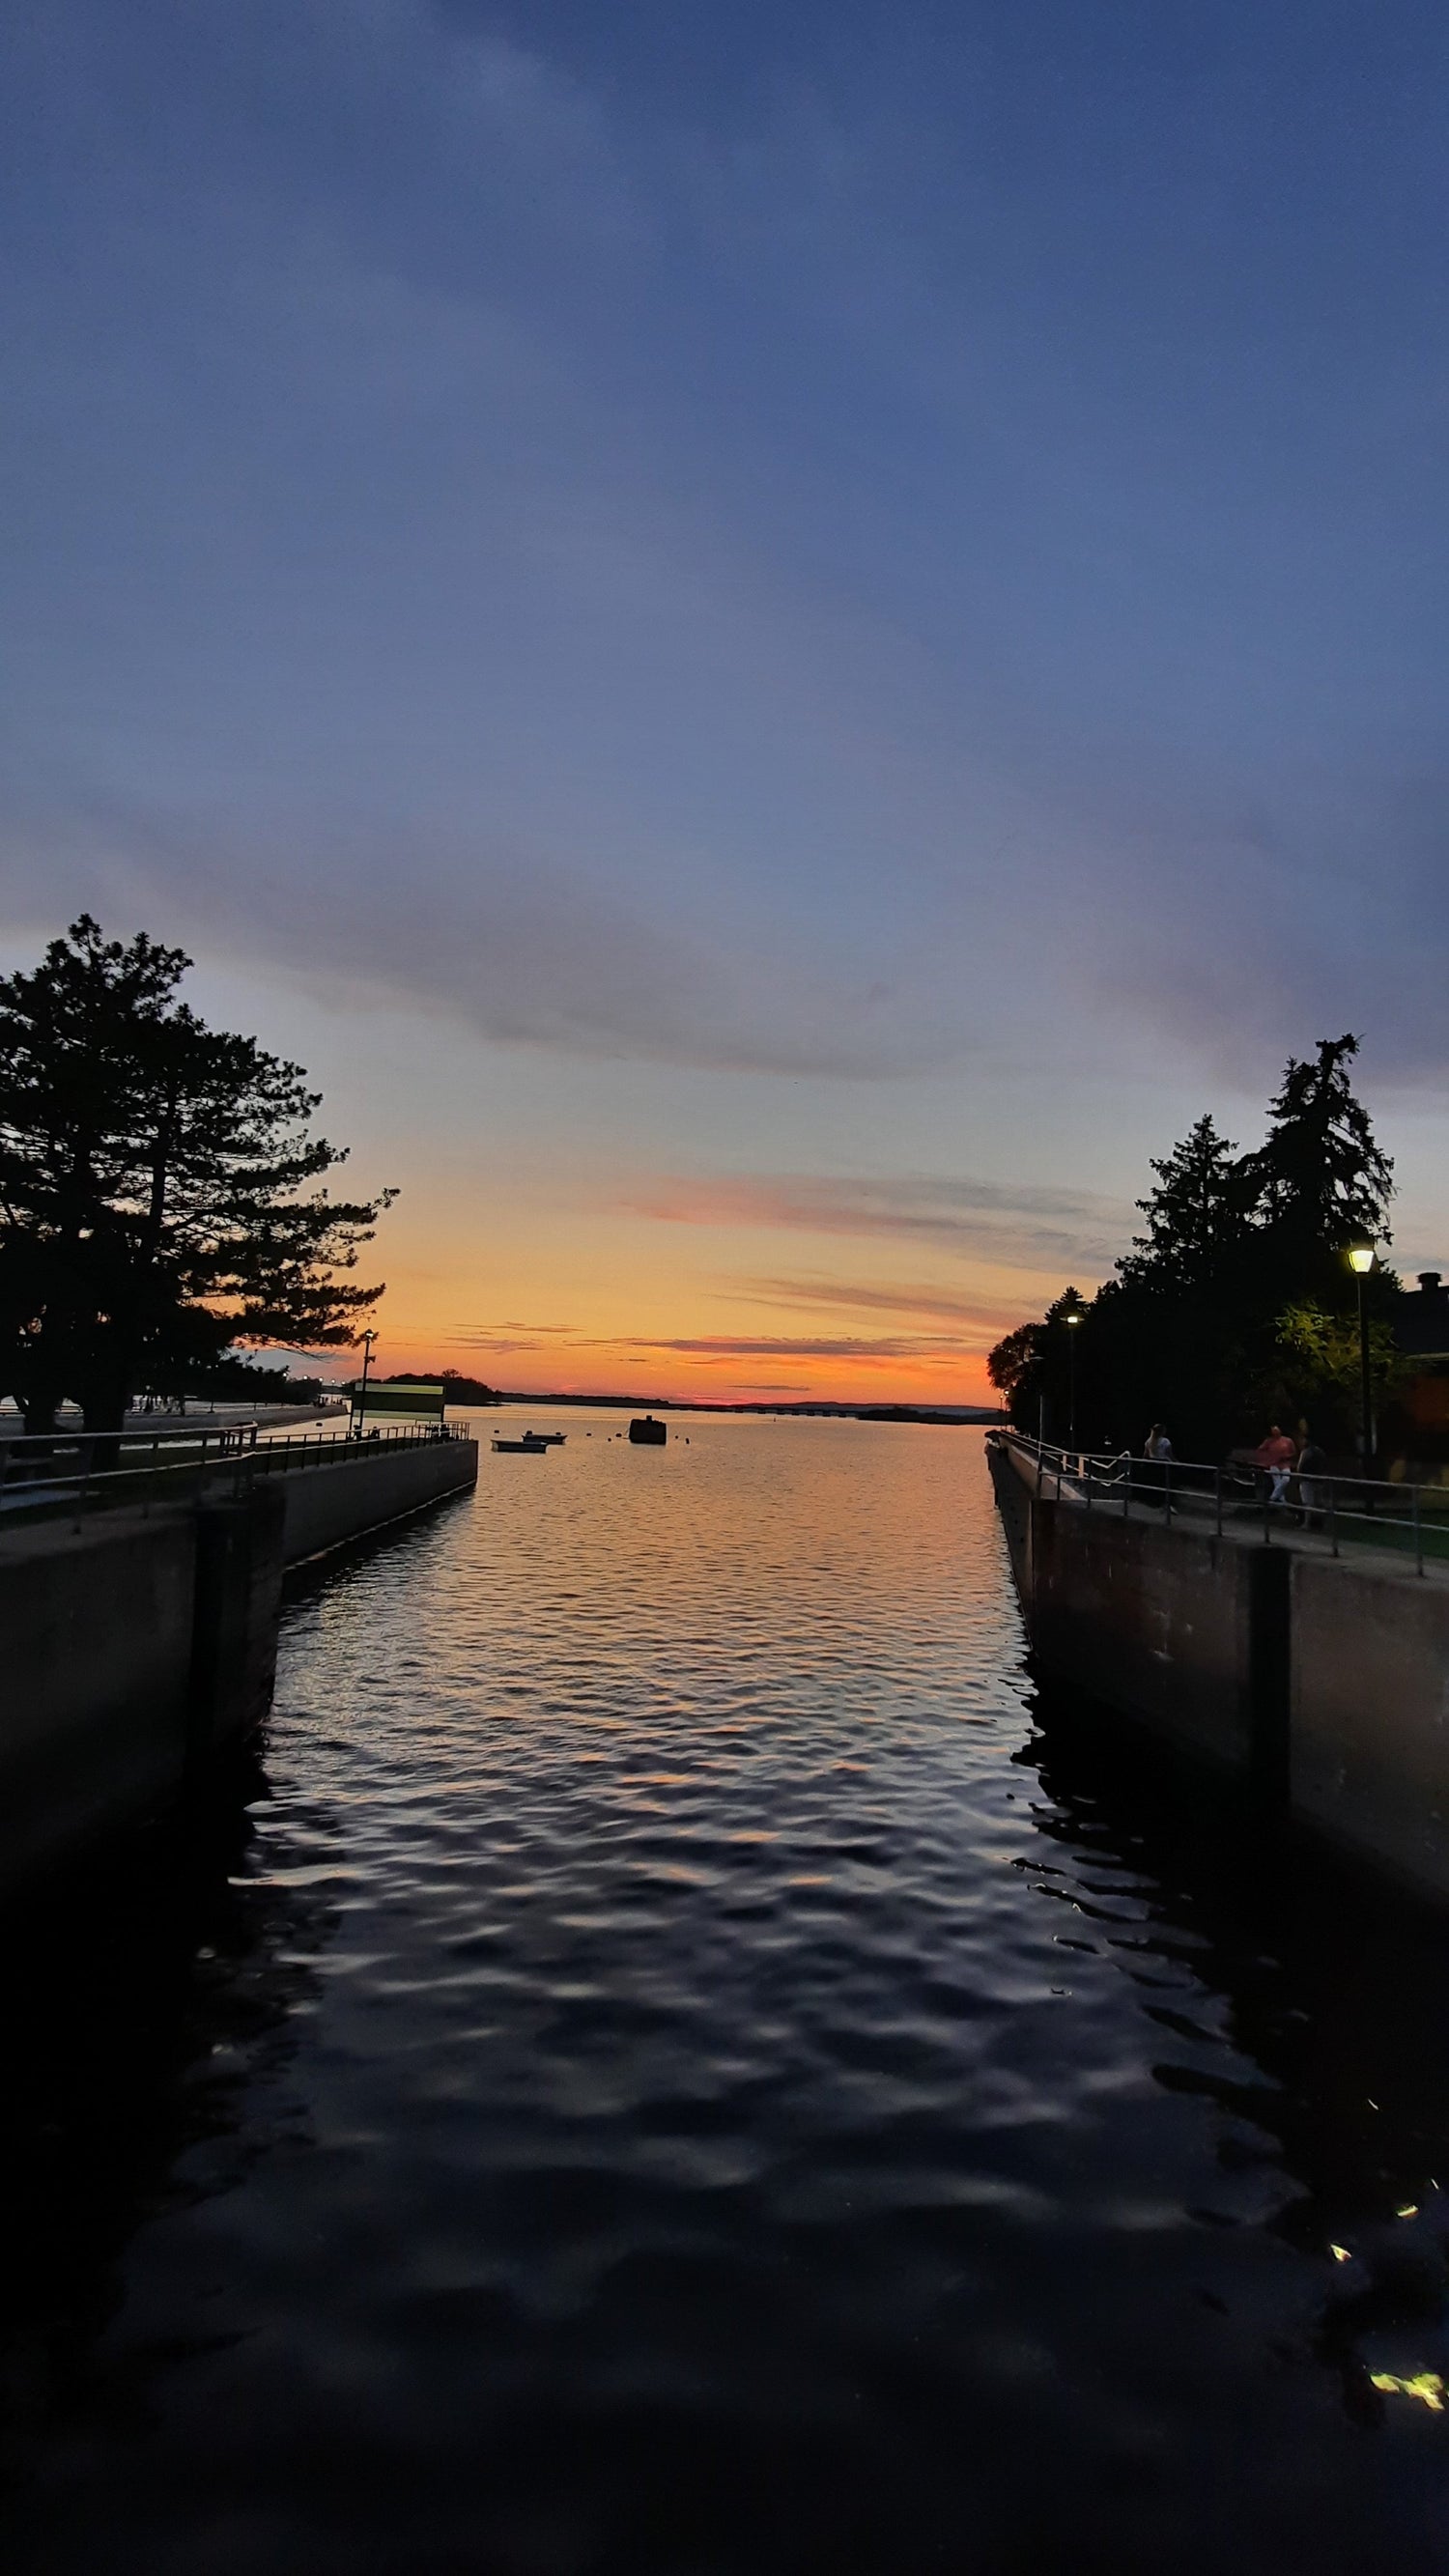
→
(350, 1370, 502, 1405)
(988, 1035, 1405, 1460)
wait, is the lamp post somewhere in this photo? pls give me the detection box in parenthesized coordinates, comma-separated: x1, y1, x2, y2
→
(1063, 1294, 1086, 1452)
(1347, 1236, 1376, 1474)
(353, 1328, 378, 1437)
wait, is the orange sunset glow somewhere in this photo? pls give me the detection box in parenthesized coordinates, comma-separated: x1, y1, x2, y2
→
(347, 1180, 1071, 1405)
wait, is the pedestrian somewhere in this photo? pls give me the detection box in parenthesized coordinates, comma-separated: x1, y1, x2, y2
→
(1255, 1422, 1294, 1507)
(1138, 1422, 1173, 1506)
(1296, 1430, 1328, 1526)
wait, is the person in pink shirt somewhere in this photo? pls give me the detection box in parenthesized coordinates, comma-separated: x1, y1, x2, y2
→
(1255, 1423, 1295, 1504)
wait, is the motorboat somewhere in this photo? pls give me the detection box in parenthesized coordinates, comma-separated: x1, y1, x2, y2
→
(492, 1431, 550, 1454)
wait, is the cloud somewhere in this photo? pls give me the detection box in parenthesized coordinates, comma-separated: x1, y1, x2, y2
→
(624, 1172, 1130, 1273)
(0, 790, 969, 1081)
(404, 1317, 988, 1370)
(5, 0, 1447, 1113)
(741, 1274, 1037, 1338)
(617, 1333, 966, 1361)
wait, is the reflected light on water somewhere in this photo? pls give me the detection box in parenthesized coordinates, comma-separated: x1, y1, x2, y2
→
(3, 1414, 1449, 2573)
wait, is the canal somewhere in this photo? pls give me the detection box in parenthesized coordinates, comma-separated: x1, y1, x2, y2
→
(3, 1415, 1449, 2570)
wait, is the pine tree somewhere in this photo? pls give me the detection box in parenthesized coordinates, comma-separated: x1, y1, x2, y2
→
(1243, 1034, 1392, 1260)
(1118, 1115, 1240, 1293)
(0, 919, 395, 1432)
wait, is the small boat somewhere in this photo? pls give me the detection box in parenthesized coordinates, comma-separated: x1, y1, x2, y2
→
(529, 1431, 567, 1446)
(492, 1432, 549, 1454)
(629, 1415, 667, 1446)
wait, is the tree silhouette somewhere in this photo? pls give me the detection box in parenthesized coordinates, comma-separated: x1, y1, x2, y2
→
(1119, 1114, 1240, 1294)
(0, 919, 394, 1431)
(987, 1036, 1399, 1457)
(1242, 1033, 1392, 1282)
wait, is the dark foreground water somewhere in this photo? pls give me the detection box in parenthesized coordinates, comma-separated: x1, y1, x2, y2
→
(5, 1416, 1449, 2574)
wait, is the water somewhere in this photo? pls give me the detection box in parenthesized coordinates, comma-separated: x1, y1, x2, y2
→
(4, 1414, 1449, 2572)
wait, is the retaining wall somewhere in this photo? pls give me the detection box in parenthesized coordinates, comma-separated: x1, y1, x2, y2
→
(1291, 1552, 1449, 1897)
(269, 1436, 477, 1568)
(1029, 1485, 1269, 1775)
(0, 1507, 198, 1890)
(0, 1436, 477, 1894)
(991, 1437, 1449, 1906)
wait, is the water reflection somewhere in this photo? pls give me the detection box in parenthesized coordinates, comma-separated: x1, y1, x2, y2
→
(1, 1419, 1448, 2571)
(1025, 1681, 1449, 2428)
(0, 1762, 333, 2471)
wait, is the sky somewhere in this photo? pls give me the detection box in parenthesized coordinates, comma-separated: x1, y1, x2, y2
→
(2, 0, 1446, 1401)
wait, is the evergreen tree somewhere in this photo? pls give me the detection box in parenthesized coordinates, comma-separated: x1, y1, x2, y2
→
(1118, 1115, 1240, 1294)
(0, 918, 395, 1432)
(985, 1036, 1397, 1460)
(1242, 1034, 1392, 1268)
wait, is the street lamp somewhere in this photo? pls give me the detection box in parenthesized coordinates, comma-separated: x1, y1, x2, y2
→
(1063, 1293, 1086, 1451)
(1347, 1235, 1375, 1475)
(353, 1328, 378, 1437)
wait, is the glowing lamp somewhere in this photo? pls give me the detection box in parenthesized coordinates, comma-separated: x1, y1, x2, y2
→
(1347, 1239, 1376, 1276)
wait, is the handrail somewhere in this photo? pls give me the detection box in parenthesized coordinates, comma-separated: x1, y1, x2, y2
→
(991, 1428, 1449, 1576)
(0, 1418, 472, 1535)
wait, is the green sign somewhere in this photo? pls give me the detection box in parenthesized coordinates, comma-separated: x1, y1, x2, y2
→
(357, 1380, 446, 1420)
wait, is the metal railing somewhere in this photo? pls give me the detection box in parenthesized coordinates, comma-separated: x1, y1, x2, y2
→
(0, 1417, 472, 1534)
(993, 1429, 1449, 1577)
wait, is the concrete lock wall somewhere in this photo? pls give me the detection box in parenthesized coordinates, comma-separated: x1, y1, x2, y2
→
(992, 1438, 1449, 1907)
(1291, 1553, 1449, 1901)
(0, 1507, 200, 1890)
(1029, 1491, 1267, 1776)
(270, 1437, 477, 1568)
(189, 1481, 287, 1762)
(990, 1443, 1279, 1777)
(0, 1436, 478, 1896)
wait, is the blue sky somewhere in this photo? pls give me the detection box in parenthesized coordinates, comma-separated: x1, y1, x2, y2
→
(2, 0, 1445, 1392)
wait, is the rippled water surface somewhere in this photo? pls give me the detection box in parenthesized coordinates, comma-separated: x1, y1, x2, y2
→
(7, 1415, 1449, 2572)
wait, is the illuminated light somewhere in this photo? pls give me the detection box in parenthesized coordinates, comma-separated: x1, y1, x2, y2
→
(1397, 2204, 1420, 2219)
(1329, 2245, 1352, 2262)
(1369, 2371, 1446, 2412)
(1348, 1238, 1376, 1276)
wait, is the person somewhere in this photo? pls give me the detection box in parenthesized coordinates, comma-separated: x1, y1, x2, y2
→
(1136, 1422, 1173, 1506)
(1296, 1430, 1328, 1526)
(1255, 1422, 1295, 1506)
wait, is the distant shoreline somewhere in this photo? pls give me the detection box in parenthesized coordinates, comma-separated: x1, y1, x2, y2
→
(484, 1392, 1003, 1427)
